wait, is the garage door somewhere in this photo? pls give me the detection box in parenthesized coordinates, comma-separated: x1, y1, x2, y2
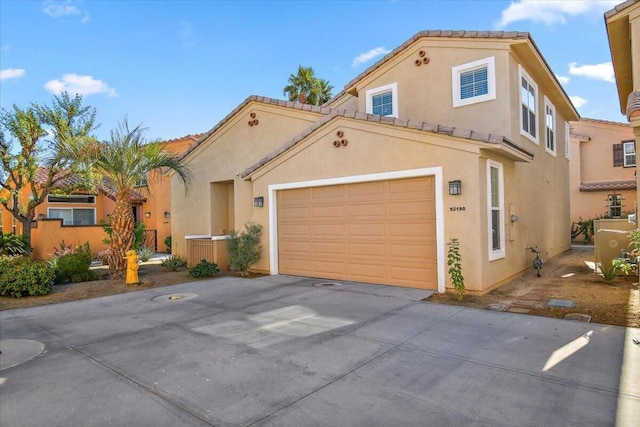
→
(277, 176, 437, 289)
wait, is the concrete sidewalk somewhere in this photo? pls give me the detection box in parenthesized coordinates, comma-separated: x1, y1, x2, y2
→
(1, 275, 638, 426)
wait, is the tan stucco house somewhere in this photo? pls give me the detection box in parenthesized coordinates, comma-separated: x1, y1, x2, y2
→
(606, 0, 640, 209)
(569, 118, 636, 225)
(171, 30, 579, 294)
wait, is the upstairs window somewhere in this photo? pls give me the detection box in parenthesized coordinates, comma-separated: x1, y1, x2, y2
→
(365, 83, 398, 118)
(47, 194, 96, 204)
(544, 96, 556, 156)
(623, 141, 636, 167)
(452, 57, 496, 107)
(519, 65, 538, 143)
(613, 141, 636, 167)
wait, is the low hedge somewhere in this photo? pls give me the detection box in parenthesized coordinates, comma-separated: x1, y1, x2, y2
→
(0, 256, 55, 298)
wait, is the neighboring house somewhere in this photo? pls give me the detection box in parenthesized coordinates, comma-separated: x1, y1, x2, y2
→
(569, 118, 636, 224)
(171, 30, 578, 294)
(1, 133, 199, 259)
(606, 0, 640, 209)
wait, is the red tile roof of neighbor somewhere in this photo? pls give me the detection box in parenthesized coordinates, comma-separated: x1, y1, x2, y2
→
(579, 180, 637, 192)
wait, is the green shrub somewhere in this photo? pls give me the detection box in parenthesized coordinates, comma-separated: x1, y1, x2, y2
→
(137, 246, 154, 262)
(0, 232, 30, 256)
(164, 235, 172, 253)
(101, 221, 146, 249)
(447, 238, 465, 301)
(0, 256, 55, 298)
(189, 259, 220, 278)
(160, 254, 186, 271)
(54, 242, 95, 284)
(227, 222, 262, 276)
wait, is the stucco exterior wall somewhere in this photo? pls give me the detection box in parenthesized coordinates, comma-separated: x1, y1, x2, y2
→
(30, 219, 109, 260)
(170, 104, 323, 255)
(569, 119, 636, 224)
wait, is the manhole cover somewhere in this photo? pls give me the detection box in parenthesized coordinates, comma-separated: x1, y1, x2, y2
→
(313, 282, 343, 288)
(0, 339, 46, 371)
(151, 293, 199, 303)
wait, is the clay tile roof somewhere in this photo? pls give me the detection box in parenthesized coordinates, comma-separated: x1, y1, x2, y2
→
(240, 109, 533, 178)
(579, 180, 637, 192)
(35, 167, 147, 202)
(179, 95, 328, 161)
(627, 91, 640, 117)
(578, 117, 631, 127)
(162, 133, 206, 145)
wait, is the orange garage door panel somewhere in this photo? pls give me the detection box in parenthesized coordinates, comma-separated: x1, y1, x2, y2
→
(277, 176, 437, 289)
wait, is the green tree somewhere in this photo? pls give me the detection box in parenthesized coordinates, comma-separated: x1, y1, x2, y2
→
(84, 118, 190, 277)
(0, 93, 98, 245)
(283, 65, 333, 106)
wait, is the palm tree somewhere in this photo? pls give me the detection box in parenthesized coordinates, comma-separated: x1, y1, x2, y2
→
(88, 119, 190, 277)
(283, 65, 333, 106)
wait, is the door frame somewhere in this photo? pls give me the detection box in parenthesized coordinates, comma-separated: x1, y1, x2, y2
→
(268, 167, 445, 293)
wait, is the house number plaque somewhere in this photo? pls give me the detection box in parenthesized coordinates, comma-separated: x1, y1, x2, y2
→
(449, 206, 466, 211)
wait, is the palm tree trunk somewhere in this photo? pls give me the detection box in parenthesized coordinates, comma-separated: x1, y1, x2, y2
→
(107, 195, 135, 278)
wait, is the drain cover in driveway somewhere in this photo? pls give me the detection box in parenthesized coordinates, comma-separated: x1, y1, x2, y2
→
(547, 299, 576, 308)
(313, 282, 343, 288)
(151, 293, 199, 303)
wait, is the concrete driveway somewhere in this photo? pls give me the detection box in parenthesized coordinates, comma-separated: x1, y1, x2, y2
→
(1, 275, 638, 426)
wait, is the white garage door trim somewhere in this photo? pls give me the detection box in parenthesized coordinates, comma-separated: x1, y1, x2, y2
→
(268, 167, 445, 293)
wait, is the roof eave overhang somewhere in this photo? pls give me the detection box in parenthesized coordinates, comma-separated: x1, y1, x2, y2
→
(605, 12, 633, 115)
(480, 139, 534, 163)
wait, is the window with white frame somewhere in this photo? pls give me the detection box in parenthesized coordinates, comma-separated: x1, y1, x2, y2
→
(48, 208, 96, 225)
(47, 194, 96, 204)
(487, 160, 505, 260)
(565, 122, 571, 159)
(623, 141, 636, 167)
(452, 56, 496, 107)
(544, 96, 555, 155)
(365, 83, 398, 118)
(608, 194, 622, 218)
(519, 65, 538, 143)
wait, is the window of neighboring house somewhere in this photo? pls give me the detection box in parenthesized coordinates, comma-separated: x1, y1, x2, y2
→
(365, 83, 398, 118)
(452, 56, 496, 107)
(487, 160, 505, 260)
(519, 65, 538, 143)
(544, 97, 556, 156)
(623, 141, 636, 167)
(564, 122, 571, 159)
(48, 208, 96, 225)
(608, 194, 622, 218)
(613, 141, 636, 167)
(47, 194, 96, 204)
(0, 209, 3, 233)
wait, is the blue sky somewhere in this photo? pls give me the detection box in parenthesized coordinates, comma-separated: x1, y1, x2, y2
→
(0, 0, 627, 142)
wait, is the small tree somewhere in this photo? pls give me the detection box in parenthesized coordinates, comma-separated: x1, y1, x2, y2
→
(0, 93, 98, 245)
(447, 238, 465, 301)
(227, 222, 262, 276)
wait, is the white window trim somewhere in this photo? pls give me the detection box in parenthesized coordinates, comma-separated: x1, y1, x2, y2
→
(47, 207, 96, 225)
(623, 141, 636, 167)
(544, 96, 556, 157)
(452, 56, 496, 108)
(487, 160, 505, 261)
(519, 65, 539, 144)
(365, 82, 398, 118)
(564, 122, 571, 160)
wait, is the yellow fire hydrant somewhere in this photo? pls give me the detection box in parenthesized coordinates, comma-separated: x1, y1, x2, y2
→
(125, 250, 139, 285)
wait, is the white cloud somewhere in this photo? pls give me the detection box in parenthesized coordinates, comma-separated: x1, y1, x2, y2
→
(555, 75, 570, 85)
(569, 95, 588, 109)
(352, 47, 391, 67)
(44, 73, 117, 97)
(43, 0, 90, 23)
(497, 0, 619, 27)
(0, 68, 26, 81)
(568, 62, 615, 83)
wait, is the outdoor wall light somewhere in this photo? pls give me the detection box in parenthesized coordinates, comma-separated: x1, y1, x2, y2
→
(144, 211, 151, 218)
(254, 197, 264, 208)
(448, 180, 462, 195)
(164, 211, 171, 218)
